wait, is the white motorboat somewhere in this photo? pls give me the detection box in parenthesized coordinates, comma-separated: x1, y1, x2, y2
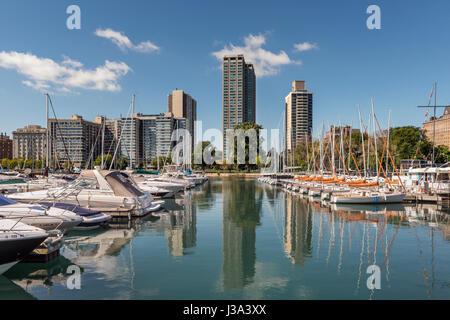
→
(39, 202, 111, 230)
(9, 170, 162, 217)
(0, 194, 82, 232)
(134, 178, 183, 194)
(0, 219, 48, 275)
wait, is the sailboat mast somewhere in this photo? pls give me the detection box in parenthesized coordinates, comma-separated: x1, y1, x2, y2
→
(46, 93, 49, 169)
(306, 133, 309, 173)
(386, 110, 391, 176)
(101, 118, 105, 169)
(332, 125, 335, 176)
(130, 94, 135, 169)
(358, 105, 366, 178)
(367, 111, 371, 176)
(348, 121, 352, 172)
(372, 98, 379, 178)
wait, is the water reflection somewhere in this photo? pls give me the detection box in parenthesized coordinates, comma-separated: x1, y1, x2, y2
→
(221, 178, 263, 290)
(0, 179, 448, 299)
(0, 191, 198, 299)
(283, 194, 313, 265)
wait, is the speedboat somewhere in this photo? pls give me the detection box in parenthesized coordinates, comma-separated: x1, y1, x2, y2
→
(133, 175, 186, 193)
(9, 170, 162, 217)
(39, 202, 111, 230)
(0, 194, 82, 232)
(0, 219, 48, 275)
(134, 185, 174, 199)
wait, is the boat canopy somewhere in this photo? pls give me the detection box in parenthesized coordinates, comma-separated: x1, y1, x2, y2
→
(0, 194, 17, 206)
(103, 171, 144, 197)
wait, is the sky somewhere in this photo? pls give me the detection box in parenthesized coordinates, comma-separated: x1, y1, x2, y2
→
(0, 0, 449, 151)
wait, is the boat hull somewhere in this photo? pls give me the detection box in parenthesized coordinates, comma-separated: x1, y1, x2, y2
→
(331, 193, 406, 204)
(0, 235, 48, 274)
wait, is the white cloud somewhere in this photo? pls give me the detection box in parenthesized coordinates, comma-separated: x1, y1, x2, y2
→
(294, 42, 319, 52)
(62, 55, 83, 68)
(95, 28, 160, 53)
(212, 33, 299, 78)
(0, 51, 131, 93)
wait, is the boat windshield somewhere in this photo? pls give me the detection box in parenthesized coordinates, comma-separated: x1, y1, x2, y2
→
(66, 177, 99, 189)
(0, 194, 18, 206)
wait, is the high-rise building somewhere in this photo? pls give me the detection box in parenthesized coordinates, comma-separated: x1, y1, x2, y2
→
(423, 106, 450, 148)
(168, 89, 197, 151)
(0, 133, 12, 160)
(48, 115, 101, 168)
(117, 115, 141, 168)
(12, 125, 46, 160)
(222, 55, 256, 159)
(156, 112, 176, 158)
(285, 80, 313, 151)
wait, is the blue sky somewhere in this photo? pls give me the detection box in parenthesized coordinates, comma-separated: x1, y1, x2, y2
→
(0, 0, 449, 150)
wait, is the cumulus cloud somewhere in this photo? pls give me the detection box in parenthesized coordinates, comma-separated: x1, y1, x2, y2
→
(212, 33, 299, 78)
(0, 51, 131, 92)
(95, 28, 160, 53)
(294, 42, 319, 52)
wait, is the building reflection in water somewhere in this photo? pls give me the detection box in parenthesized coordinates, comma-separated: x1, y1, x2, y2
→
(283, 194, 313, 265)
(163, 192, 197, 256)
(221, 178, 263, 290)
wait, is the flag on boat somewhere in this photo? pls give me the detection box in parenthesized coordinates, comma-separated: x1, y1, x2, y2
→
(425, 86, 434, 117)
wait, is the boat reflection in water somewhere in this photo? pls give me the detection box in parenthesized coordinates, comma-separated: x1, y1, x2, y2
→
(0, 178, 449, 299)
(0, 191, 198, 299)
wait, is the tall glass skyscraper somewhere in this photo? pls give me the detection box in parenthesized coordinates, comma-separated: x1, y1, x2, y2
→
(222, 55, 256, 159)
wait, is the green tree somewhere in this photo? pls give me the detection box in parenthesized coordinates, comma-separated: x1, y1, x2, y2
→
(9, 159, 18, 170)
(17, 158, 24, 169)
(24, 159, 33, 168)
(1, 158, 8, 169)
(232, 122, 263, 171)
(93, 154, 112, 169)
(35, 159, 42, 169)
(63, 160, 73, 171)
(150, 155, 171, 168)
(193, 141, 216, 170)
(117, 157, 129, 170)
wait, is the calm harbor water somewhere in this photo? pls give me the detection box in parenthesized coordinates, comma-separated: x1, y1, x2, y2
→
(1, 176, 449, 300)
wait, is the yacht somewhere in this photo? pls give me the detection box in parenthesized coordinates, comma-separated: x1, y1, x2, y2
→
(9, 170, 162, 217)
(0, 194, 82, 232)
(39, 202, 111, 230)
(0, 219, 48, 275)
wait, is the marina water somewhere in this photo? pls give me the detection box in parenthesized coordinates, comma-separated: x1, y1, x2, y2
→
(0, 177, 449, 299)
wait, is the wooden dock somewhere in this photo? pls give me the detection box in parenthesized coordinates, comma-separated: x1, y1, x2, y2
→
(404, 192, 450, 208)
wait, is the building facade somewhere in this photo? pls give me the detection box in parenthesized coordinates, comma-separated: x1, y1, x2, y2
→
(12, 125, 46, 160)
(423, 106, 450, 148)
(285, 80, 313, 151)
(48, 115, 101, 168)
(0, 133, 12, 160)
(222, 55, 256, 159)
(168, 89, 197, 152)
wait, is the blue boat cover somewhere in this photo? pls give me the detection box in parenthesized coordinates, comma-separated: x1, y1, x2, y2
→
(39, 202, 101, 217)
